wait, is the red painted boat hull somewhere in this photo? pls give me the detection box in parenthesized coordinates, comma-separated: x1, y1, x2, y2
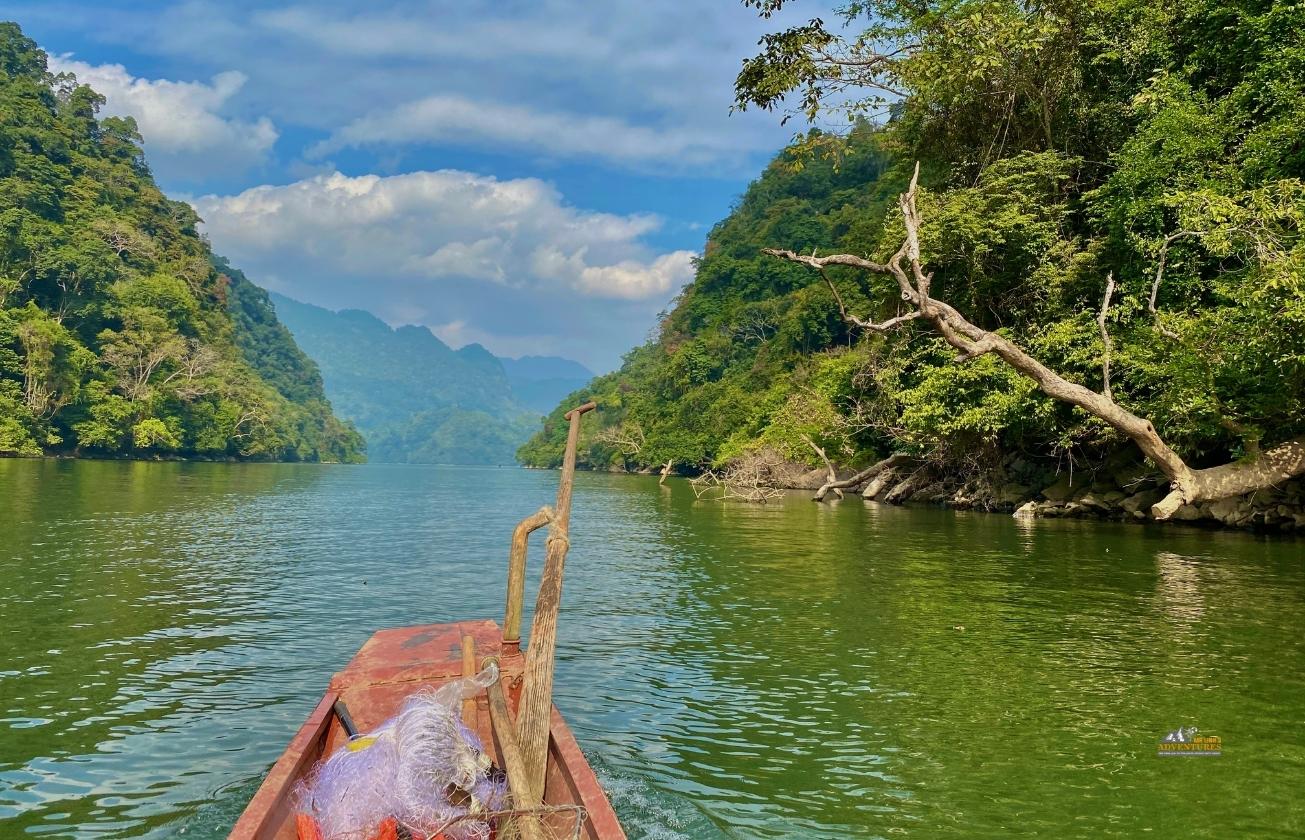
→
(229, 619, 626, 840)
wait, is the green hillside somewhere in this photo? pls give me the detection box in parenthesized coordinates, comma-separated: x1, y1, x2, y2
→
(0, 23, 362, 461)
(519, 0, 1305, 490)
(270, 293, 549, 464)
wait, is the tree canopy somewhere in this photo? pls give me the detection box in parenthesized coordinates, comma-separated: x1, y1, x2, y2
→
(0, 22, 362, 461)
(519, 0, 1305, 492)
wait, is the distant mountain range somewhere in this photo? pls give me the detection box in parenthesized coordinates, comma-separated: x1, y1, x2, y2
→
(269, 294, 592, 464)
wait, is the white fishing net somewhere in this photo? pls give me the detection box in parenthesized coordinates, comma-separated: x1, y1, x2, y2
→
(294, 662, 507, 840)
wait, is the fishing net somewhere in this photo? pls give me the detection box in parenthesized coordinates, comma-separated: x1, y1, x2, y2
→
(294, 662, 508, 840)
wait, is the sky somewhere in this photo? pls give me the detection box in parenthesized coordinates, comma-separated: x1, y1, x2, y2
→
(9, 0, 811, 371)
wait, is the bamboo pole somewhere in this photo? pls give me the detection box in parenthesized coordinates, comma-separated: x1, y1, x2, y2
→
(485, 669, 545, 840)
(503, 506, 554, 654)
(460, 635, 477, 730)
(515, 401, 595, 802)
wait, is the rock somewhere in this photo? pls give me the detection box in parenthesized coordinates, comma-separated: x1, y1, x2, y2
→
(1207, 497, 1255, 525)
(1121, 488, 1165, 515)
(997, 483, 1032, 505)
(1013, 501, 1038, 518)
(1041, 472, 1090, 502)
(1170, 503, 1204, 521)
(1101, 490, 1128, 504)
(862, 469, 898, 501)
(1078, 493, 1109, 511)
(885, 472, 924, 504)
(914, 481, 950, 502)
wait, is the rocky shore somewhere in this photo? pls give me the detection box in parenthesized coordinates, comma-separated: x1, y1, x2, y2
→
(660, 447, 1305, 532)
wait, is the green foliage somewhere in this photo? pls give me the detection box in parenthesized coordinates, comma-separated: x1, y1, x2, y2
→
(0, 23, 362, 462)
(521, 0, 1305, 478)
(268, 293, 551, 464)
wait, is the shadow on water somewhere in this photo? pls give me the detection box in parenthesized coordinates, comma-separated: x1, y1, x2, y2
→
(1, 462, 1302, 838)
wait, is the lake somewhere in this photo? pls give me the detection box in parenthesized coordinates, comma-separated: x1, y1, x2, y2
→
(1, 459, 1302, 838)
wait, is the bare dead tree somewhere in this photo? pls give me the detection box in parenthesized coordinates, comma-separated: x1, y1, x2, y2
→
(812, 453, 917, 502)
(92, 219, 157, 263)
(691, 450, 786, 503)
(800, 434, 842, 499)
(1097, 272, 1116, 400)
(158, 340, 219, 400)
(765, 163, 1305, 520)
(731, 310, 778, 344)
(1148, 231, 1200, 340)
(593, 422, 646, 456)
(100, 332, 187, 403)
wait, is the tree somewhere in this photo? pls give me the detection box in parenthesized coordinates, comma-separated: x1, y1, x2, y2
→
(0, 22, 364, 463)
(766, 165, 1305, 518)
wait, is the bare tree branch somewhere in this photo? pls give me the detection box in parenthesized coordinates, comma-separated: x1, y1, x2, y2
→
(813, 453, 916, 502)
(1097, 272, 1116, 400)
(764, 162, 1305, 519)
(800, 434, 842, 498)
(1148, 231, 1200, 340)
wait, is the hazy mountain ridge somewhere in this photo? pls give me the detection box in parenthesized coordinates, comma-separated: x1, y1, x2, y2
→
(269, 293, 591, 463)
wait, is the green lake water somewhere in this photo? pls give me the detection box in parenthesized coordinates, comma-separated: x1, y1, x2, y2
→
(1, 459, 1302, 838)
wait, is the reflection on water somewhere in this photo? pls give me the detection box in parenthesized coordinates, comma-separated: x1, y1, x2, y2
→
(1, 460, 1303, 838)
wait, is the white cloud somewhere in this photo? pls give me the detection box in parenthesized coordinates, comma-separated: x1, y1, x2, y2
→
(191, 170, 696, 301)
(430, 319, 570, 360)
(310, 94, 732, 167)
(47, 55, 277, 181)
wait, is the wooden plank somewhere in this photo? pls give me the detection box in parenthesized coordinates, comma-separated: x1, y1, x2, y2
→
(228, 620, 625, 840)
(228, 691, 337, 840)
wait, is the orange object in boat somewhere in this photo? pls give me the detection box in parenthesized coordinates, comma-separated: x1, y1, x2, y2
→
(229, 622, 624, 839)
(293, 813, 323, 840)
(367, 817, 399, 840)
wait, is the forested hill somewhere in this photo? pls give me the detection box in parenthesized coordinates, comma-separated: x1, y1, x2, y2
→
(270, 293, 591, 464)
(0, 24, 362, 461)
(519, 0, 1305, 500)
(516, 126, 903, 471)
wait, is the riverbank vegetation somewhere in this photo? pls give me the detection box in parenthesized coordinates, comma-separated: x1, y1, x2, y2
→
(519, 0, 1305, 524)
(0, 24, 363, 461)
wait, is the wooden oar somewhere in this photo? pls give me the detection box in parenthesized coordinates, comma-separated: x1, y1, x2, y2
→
(515, 401, 595, 802)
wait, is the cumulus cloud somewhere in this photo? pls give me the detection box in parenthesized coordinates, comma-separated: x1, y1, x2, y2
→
(192, 169, 696, 301)
(47, 56, 277, 182)
(310, 94, 731, 167)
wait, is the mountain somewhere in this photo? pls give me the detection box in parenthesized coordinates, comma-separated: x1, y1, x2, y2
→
(0, 24, 362, 461)
(519, 0, 1305, 498)
(268, 293, 590, 464)
(499, 356, 593, 415)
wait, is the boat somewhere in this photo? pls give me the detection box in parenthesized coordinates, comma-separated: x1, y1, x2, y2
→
(230, 402, 625, 840)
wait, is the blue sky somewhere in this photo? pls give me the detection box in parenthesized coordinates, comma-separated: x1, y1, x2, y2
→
(9, 0, 810, 370)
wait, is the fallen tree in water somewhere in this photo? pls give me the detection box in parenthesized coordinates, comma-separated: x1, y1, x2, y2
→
(766, 165, 1305, 521)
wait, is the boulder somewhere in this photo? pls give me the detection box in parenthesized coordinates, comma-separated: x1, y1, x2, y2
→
(1041, 472, 1090, 502)
(1013, 501, 1038, 518)
(1207, 496, 1254, 525)
(1169, 503, 1204, 521)
(1078, 493, 1110, 512)
(914, 481, 950, 502)
(1121, 488, 1165, 515)
(997, 483, 1033, 506)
